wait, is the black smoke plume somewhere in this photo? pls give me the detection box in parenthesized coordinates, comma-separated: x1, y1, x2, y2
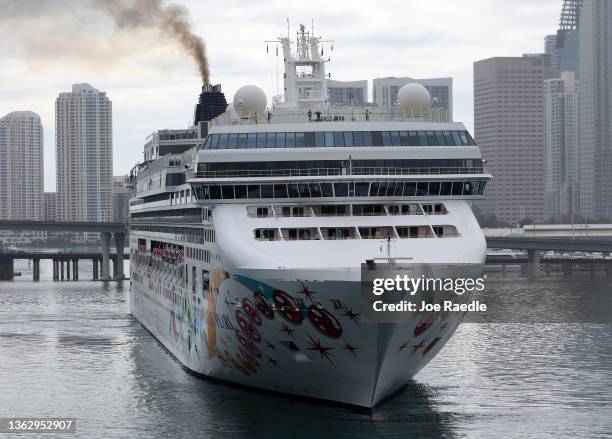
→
(94, 0, 210, 83)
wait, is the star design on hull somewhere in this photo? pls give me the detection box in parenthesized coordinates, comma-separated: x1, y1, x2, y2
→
(307, 334, 335, 366)
(298, 281, 317, 303)
(412, 341, 425, 353)
(281, 323, 296, 338)
(343, 340, 359, 357)
(341, 307, 361, 324)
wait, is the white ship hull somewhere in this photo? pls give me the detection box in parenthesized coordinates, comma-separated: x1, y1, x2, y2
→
(129, 201, 486, 409)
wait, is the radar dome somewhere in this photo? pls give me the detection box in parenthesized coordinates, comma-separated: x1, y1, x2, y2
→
(233, 85, 267, 115)
(397, 83, 430, 113)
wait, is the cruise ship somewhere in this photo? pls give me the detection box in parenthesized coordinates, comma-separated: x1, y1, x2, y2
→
(128, 24, 490, 409)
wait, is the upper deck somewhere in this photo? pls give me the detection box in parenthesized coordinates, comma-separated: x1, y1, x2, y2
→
(208, 105, 449, 128)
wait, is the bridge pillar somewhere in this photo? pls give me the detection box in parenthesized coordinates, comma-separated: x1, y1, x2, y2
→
(33, 258, 40, 281)
(73, 259, 78, 281)
(101, 232, 111, 280)
(92, 259, 99, 280)
(0, 257, 14, 280)
(112, 257, 117, 279)
(527, 249, 540, 278)
(114, 233, 125, 279)
(60, 260, 65, 281)
(66, 257, 70, 280)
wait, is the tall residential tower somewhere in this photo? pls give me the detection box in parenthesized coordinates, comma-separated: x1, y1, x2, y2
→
(0, 111, 44, 221)
(545, 72, 580, 222)
(55, 84, 113, 223)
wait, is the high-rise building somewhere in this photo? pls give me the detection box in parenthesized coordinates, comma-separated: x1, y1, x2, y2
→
(43, 191, 59, 241)
(55, 83, 112, 224)
(327, 80, 368, 106)
(0, 111, 44, 221)
(112, 176, 130, 223)
(545, 72, 580, 222)
(372, 77, 453, 121)
(544, 31, 579, 77)
(579, 0, 612, 220)
(474, 55, 548, 224)
(43, 192, 58, 221)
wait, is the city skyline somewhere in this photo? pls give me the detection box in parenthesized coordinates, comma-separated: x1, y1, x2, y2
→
(0, 0, 562, 191)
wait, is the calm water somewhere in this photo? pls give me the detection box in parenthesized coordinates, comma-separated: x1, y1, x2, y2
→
(1, 260, 611, 438)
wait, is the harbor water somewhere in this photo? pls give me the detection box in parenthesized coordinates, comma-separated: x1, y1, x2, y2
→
(1, 259, 611, 438)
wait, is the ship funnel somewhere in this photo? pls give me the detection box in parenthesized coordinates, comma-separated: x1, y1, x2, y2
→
(194, 83, 228, 125)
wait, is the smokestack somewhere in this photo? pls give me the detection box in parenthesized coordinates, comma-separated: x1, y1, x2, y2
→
(194, 83, 228, 125)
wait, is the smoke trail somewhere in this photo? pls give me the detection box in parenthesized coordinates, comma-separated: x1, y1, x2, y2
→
(93, 0, 210, 83)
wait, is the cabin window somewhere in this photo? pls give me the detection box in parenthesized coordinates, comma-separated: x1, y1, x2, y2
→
(202, 270, 210, 295)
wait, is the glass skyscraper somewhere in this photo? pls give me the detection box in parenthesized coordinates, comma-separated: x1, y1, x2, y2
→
(578, 0, 612, 219)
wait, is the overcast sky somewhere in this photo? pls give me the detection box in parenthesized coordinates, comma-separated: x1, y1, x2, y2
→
(0, 0, 562, 191)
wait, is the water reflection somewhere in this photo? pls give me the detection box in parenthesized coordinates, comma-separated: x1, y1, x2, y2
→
(0, 262, 611, 438)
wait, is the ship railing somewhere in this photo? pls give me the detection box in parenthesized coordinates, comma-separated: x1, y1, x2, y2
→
(195, 167, 485, 179)
(209, 106, 450, 126)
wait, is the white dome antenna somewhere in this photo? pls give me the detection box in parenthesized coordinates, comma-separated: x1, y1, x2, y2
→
(233, 85, 267, 116)
(397, 83, 431, 114)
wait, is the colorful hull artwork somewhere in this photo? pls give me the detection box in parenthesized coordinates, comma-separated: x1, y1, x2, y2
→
(130, 257, 474, 409)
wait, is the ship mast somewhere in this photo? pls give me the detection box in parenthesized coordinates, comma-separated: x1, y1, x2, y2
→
(268, 23, 333, 109)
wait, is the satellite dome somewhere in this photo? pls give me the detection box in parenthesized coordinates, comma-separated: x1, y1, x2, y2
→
(233, 85, 267, 115)
(397, 83, 430, 113)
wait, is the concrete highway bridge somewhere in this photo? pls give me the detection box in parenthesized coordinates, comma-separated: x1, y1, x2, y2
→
(484, 224, 612, 276)
(1, 221, 612, 280)
(0, 221, 127, 281)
